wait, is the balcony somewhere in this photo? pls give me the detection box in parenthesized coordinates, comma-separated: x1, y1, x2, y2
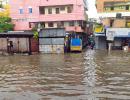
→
(39, 13, 85, 22)
(65, 26, 84, 32)
(39, 0, 80, 7)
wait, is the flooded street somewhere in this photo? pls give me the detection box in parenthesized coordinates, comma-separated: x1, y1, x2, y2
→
(0, 50, 130, 100)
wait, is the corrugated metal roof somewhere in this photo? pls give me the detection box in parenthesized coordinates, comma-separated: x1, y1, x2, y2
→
(0, 31, 33, 36)
(39, 28, 66, 38)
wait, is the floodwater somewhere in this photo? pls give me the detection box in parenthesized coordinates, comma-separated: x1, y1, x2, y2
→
(0, 50, 130, 100)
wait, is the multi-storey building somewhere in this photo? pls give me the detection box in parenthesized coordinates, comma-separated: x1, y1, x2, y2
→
(9, 0, 88, 32)
(9, 0, 88, 53)
(96, 0, 130, 50)
(96, 0, 130, 27)
(96, 0, 130, 13)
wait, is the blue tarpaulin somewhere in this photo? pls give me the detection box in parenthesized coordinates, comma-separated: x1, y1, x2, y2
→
(71, 39, 81, 46)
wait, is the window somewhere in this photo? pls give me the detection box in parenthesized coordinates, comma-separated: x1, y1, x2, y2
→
(78, 21, 83, 26)
(19, 8, 23, 14)
(104, 7, 111, 11)
(111, 7, 114, 11)
(67, 6, 72, 13)
(114, 6, 125, 10)
(29, 22, 32, 28)
(39, 6, 45, 14)
(56, 8, 60, 14)
(48, 8, 52, 14)
(110, 19, 114, 27)
(57, 22, 64, 27)
(126, 5, 129, 10)
(69, 21, 74, 26)
(60, 6, 65, 11)
(48, 22, 53, 27)
(29, 7, 32, 14)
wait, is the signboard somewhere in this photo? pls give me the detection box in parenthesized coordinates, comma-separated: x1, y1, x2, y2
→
(106, 30, 115, 41)
(106, 28, 130, 41)
(126, 22, 130, 28)
(94, 24, 104, 33)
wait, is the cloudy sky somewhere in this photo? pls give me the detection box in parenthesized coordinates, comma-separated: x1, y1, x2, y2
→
(86, 0, 98, 18)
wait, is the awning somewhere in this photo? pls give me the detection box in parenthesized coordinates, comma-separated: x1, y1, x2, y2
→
(94, 32, 105, 37)
(0, 31, 33, 37)
(115, 33, 130, 38)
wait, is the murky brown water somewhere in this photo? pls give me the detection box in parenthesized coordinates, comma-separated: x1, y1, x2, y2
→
(0, 50, 130, 100)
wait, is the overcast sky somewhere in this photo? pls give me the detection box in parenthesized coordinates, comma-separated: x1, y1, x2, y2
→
(86, 0, 98, 18)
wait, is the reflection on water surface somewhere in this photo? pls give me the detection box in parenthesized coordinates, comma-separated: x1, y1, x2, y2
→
(0, 50, 130, 100)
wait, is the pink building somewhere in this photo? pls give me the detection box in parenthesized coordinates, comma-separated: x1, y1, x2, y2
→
(10, 0, 88, 32)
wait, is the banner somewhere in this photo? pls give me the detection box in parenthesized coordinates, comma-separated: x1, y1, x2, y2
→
(94, 24, 104, 33)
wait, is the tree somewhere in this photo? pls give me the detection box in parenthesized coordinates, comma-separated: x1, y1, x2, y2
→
(0, 4, 10, 17)
(0, 17, 14, 32)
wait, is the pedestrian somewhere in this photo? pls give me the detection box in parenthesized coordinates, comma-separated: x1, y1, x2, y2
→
(88, 35, 95, 50)
(91, 40, 95, 50)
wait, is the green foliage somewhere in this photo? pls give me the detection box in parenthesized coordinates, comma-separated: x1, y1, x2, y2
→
(33, 31, 38, 39)
(0, 17, 14, 32)
(0, 17, 11, 23)
(31, 27, 39, 39)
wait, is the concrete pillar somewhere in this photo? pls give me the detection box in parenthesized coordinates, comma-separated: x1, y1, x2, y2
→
(95, 36, 99, 49)
(108, 43, 112, 51)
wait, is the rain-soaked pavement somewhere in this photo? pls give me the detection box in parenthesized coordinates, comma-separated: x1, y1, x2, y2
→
(0, 50, 130, 100)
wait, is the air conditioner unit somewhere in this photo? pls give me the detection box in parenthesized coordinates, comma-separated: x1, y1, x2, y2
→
(116, 13, 122, 18)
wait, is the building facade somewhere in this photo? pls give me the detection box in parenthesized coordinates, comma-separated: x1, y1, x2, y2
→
(96, 0, 130, 13)
(96, 0, 130, 28)
(0, 31, 39, 55)
(96, 0, 130, 50)
(10, 0, 88, 32)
